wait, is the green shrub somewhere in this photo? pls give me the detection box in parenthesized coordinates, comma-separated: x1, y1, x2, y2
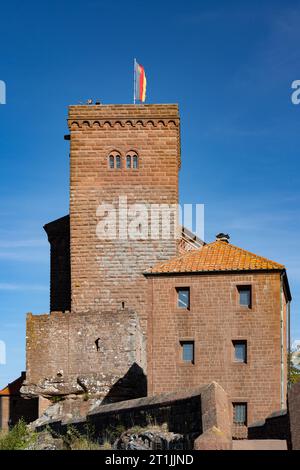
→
(0, 419, 36, 450)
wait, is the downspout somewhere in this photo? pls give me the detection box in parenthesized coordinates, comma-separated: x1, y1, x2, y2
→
(287, 300, 291, 389)
(280, 273, 285, 409)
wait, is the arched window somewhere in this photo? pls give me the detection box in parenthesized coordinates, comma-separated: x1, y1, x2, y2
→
(108, 152, 122, 169)
(133, 155, 138, 169)
(116, 155, 121, 169)
(126, 152, 139, 170)
(109, 155, 115, 169)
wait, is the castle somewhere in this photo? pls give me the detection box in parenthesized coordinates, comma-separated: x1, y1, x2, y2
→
(20, 103, 291, 439)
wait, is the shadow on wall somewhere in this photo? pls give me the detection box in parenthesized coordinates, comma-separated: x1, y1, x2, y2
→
(9, 396, 39, 428)
(44, 215, 71, 313)
(0, 372, 39, 431)
(101, 363, 147, 404)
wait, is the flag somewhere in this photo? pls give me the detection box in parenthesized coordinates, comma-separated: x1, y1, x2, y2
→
(134, 60, 147, 103)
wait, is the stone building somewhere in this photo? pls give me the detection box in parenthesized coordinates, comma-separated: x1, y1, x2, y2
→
(145, 233, 291, 438)
(21, 103, 291, 437)
(0, 372, 38, 430)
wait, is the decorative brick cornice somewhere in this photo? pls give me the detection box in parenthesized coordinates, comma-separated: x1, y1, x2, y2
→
(68, 103, 180, 129)
(68, 118, 179, 129)
(67, 103, 181, 167)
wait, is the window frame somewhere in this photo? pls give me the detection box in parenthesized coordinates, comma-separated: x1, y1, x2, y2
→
(237, 285, 252, 308)
(109, 155, 115, 169)
(180, 340, 195, 364)
(108, 152, 122, 170)
(233, 402, 247, 426)
(126, 155, 131, 169)
(132, 154, 138, 169)
(126, 151, 139, 170)
(176, 287, 190, 310)
(115, 154, 121, 169)
(232, 340, 247, 364)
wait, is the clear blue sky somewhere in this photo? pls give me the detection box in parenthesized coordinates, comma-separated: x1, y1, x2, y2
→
(1, 0, 300, 387)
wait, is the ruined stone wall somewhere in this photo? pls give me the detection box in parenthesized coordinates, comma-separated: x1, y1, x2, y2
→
(23, 309, 146, 401)
(248, 409, 290, 441)
(244, 382, 300, 449)
(68, 104, 180, 331)
(36, 382, 232, 450)
(147, 271, 286, 435)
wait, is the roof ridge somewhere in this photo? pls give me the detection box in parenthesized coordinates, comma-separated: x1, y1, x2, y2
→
(215, 241, 284, 268)
(147, 239, 285, 274)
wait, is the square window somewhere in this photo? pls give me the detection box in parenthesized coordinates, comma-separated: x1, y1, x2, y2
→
(238, 285, 252, 308)
(233, 340, 247, 363)
(180, 341, 194, 363)
(177, 287, 190, 309)
(233, 403, 247, 425)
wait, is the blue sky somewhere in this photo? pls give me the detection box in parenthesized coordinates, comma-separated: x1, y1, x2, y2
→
(1, 0, 300, 387)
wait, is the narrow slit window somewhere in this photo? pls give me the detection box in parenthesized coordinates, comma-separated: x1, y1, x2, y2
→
(126, 155, 131, 169)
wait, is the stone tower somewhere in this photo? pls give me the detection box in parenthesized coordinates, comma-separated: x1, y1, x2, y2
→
(68, 104, 181, 328)
(22, 103, 183, 402)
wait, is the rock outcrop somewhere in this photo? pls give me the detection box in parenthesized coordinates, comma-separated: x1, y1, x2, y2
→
(113, 426, 185, 450)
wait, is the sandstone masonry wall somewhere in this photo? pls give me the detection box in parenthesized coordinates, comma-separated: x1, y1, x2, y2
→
(23, 309, 146, 401)
(68, 104, 181, 331)
(37, 382, 232, 450)
(147, 271, 287, 435)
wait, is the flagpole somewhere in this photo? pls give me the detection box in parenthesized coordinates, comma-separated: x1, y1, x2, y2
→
(133, 58, 136, 104)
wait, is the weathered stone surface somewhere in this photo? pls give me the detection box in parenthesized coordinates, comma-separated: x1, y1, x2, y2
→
(21, 377, 82, 398)
(33, 383, 232, 450)
(29, 396, 105, 430)
(28, 402, 63, 430)
(22, 309, 146, 401)
(113, 426, 185, 450)
(26, 430, 64, 450)
(194, 382, 232, 450)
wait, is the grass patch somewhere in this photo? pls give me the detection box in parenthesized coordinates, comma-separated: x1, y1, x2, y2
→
(63, 424, 102, 450)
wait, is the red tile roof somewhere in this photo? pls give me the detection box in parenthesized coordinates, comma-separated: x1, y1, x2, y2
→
(147, 240, 285, 274)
